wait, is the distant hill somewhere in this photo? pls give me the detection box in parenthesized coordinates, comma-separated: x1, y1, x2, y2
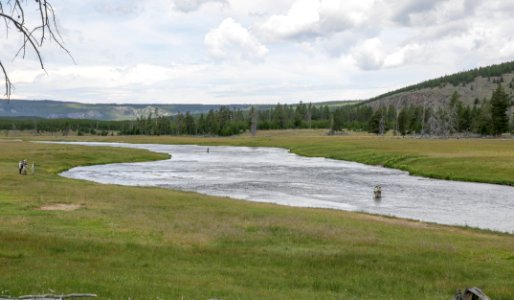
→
(0, 100, 254, 120)
(0, 99, 356, 121)
(364, 61, 514, 109)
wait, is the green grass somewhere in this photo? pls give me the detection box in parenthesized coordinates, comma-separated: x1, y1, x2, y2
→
(0, 134, 513, 299)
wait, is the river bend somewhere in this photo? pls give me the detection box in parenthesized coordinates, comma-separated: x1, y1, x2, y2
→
(56, 142, 514, 233)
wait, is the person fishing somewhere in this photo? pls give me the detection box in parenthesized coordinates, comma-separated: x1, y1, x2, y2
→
(374, 184, 382, 199)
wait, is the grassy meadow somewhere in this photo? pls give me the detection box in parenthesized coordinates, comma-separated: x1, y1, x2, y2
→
(0, 132, 513, 299)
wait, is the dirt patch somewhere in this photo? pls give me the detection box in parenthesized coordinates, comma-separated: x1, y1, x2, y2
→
(39, 203, 83, 211)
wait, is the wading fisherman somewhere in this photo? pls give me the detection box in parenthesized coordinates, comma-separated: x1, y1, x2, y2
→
(374, 184, 382, 199)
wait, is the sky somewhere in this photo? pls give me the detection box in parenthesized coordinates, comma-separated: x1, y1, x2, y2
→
(2, 0, 514, 104)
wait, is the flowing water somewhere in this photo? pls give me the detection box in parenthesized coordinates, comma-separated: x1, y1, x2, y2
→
(56, 142, 514, 233)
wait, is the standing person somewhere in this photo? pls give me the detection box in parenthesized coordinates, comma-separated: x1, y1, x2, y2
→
(21, 160, 28, 175)
(18, 160, 23, 174)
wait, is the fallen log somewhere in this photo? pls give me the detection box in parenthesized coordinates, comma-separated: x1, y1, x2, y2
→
(453, 287, 490, 300)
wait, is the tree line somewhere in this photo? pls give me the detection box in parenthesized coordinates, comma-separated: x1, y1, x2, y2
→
(355, 84, 512, 136)
(0, 103, 332, 136)
(1, 86, 512, 137)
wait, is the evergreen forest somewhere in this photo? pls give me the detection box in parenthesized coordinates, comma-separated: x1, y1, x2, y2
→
(1, 85, 512, 137)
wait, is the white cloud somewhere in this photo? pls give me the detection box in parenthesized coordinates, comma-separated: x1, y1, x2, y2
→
(259, 0, 320, 41)
(258, 0, 381, 42)
(172, 0, 227, 13)
(383, 43, 422, 67)
(318, 0, 378, 32)
(204, 18, 269, 61)
(392, 0, 447, 25)
(349, 37, 424, 70)
(350, 38, 386, 70)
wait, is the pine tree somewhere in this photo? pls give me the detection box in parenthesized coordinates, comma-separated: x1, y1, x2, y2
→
(397, 109, 408, 136)
(490, 84, 509, 135)
(474, 99, 492, 135)
(368, 109, 382, 134)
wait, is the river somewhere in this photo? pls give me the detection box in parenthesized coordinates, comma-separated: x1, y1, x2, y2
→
(56, 142, 514, 233)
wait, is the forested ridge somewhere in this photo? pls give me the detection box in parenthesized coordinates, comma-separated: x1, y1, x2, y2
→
(367, 60, 514, 102)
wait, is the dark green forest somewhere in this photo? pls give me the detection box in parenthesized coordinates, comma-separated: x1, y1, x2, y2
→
(1, 86, 513, 137)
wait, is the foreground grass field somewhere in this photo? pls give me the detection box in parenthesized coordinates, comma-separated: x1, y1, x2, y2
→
(1, 136, 513, 299)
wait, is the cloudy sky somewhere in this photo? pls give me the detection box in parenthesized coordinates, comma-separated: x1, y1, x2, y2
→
(3, 0, 514, 104)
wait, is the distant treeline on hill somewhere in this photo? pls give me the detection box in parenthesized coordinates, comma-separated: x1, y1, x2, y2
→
(1, 85, 512, 137)
(368, 60, 514, 101)
(121, 102, 333, 136)
(0, 103, 332, 136)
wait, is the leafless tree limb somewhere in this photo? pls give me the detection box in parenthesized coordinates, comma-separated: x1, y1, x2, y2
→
(0, 0, 72, 99)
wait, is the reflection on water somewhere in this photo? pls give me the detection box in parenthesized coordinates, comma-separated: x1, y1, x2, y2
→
(57, 142, 514, 233)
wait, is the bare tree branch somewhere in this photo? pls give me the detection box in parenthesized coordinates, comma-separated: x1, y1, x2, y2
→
(0, 0, 72, 99)
(0, 60, 13, 96)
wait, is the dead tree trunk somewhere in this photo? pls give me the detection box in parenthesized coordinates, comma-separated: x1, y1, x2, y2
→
(250, 106, 257, 136)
